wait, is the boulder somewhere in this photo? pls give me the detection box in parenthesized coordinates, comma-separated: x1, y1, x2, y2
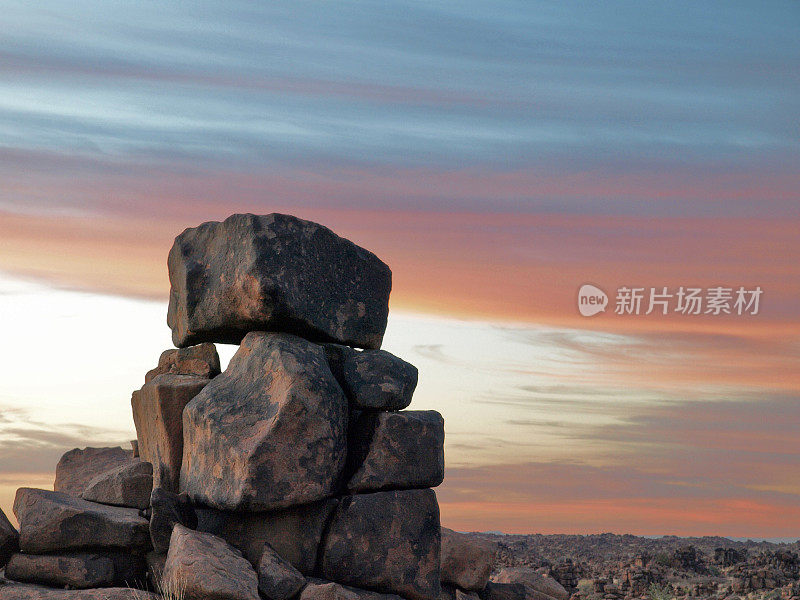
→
(0, 506, 19, 567)
(440, 528, 497, 591)
(324, 346, 418, 410)
(346, 410, 444, 493)
(0, 577, 157, 600)
(479, 583, 527, 600)
(181, 332, 348, 511)
(167, 213, 391, 349)
(132, 373, 209, 492)
(13, 488, 150, 553)
(301, 581, 406, 600)
(4, 552, 145, 589)
(54, 447, 136, 496)
(195, 498, 337, 573)
(162, 525, 259, 600)
(321, 489, 441, 600)
(257, 543, 306, 600)
(149, 487, 198, 554)
(145, 342, 221, 383)
(492, 569, 569, 600)
(81, 460, 153, 510)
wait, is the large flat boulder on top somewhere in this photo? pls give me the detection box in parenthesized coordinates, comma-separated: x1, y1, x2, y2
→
(301, 580, 406, 600)
(145, 342, 221, 383)
(4, 551, 145, 589)
(162, 525, 259, 600)
(149, 487, 198, 554)
(167, 213, 392, 349)
(181, 332, 348, 511)
(0, 577, 157, 600)
(440, 528, 497, 591)
(321, 489, 441, 600)
(346, 410, 444, 493)
(54, 447, 135, 497)
(257, 543, 306, 600)
(195, 497, 337, 573)
(0, 506, 19, 567)
(492, 569, 569, 600)
(132, 373, 209, 492)
(13, 488, 150, 554)
(81, 460, 153, 510)
(325, 345, 418, 410)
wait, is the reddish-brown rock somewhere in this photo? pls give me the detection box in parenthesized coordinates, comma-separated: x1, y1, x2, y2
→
(0, 577, 157, 599)
(54, 447, 136, 497)
(440, 528, 497, 591)
(181, 332, 348, 511)
(132, 373, 209, 492)
(257, 543, 306, 600)
(145, 343, 221, 383)
(4, 551, 146, 589)
(492, 569, 569, 600)
(81, 460, 153, 510)
(301, 581, 406, 600)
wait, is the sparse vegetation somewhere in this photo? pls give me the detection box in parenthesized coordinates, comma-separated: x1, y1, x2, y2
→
(648, 582, 673, 600)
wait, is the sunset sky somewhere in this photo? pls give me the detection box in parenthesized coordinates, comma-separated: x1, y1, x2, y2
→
(1, 1, 799, 538)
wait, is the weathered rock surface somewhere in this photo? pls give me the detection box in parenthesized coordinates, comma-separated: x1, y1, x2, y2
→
(301, 580, 406, 600)
(257, 543, 306, 600)
(167, 213, 392, 349)
(455, 591, 480, 600)
(149, 487, 198, 554)
(324, 345, 418, 410)
(493, 568, 569, 600)
(13, 488, 150, 553)
(132, 373, 209, 492)
(346, 410, 444, 493)
(54, 447, 135, 497)
(195, 498, 337, 572)
(162, 525, 259, 600)
(0, 577, 157, 600)
(4, 552, 145, 589)
(440, 527, 497, 591)
(145, 342, 221, 383)
(81, 460, 153, 510)
(321, 489, 441, 600)
(479, 583, 527, 600)
(181, 332, 348, 511)
(0, 506, 19, 567)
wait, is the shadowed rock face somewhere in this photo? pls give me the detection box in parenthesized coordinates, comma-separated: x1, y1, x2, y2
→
(144, 343, 221, 383)
(0, 507, 19, 568)
(346, 411, 445, 493)
(0, 577, 158, 600)
(149, 488, 197, 555)
(301, 580, 407, 600)
(321, 489, 441, 600)
(479, 583, 527, 600)
(4, 552, 146, 589)
(195, 498, 337, 573)
(167, 213, 392, 349)
(81, 460, 153, 510)
(13, 489, 150, 554)
(257, 543, 307, 600)
(440, 528, 498, 591)
(181, 332, 348, 511)
(54, 447, 136, 497)
(162, 525, 259, 600)
(132, 373, 210, 493)
(324, 346, 418, 410)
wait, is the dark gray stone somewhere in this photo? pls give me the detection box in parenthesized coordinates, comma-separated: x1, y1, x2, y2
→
(4, 552, 146, 589)
(181, 332, 348, 511)
(480, 583, 528, 600)
(13, 488, 150, 553)
(54, 447, 136, 497)
(149, 487, 198, 554)
(167, 213, 391, 349)
(346, 410, 444, 493)
(0, 506, 19, 567)
(257, 543, 306, 600)
(324, 345, 418, 410)
(81, 460, 153, 510)
(321, 489, 441, 600)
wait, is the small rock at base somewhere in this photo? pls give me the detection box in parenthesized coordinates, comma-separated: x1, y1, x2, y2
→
(257, 543, 306, 600)
(145, 343, 221, 383)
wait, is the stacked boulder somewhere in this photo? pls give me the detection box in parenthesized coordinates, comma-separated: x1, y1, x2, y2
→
(0, 214, 450, 600)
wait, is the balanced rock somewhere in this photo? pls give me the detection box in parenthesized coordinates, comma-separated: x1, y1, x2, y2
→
(321, 489, 441, 600)
(0, 507, 19, 567)
(149, 487, 198, 554)
(14, 488, 150, 553)
(162, 525, 259, 600)
(440, 528, 497, 591)
(480, 583, 528, 600)
(195, 498, 337, 572)
(493, 569, 569, 600)
(325, 345, 418, 410)
(346, 410, 444, 493)
(0, 577, 157, 600)
(54, 447, 136, 496)
(167, 213, 392, 349)
(301, 581, 406, 600)
(145, 342, 221, 383)
(257, 543, 306, 600)
(181, 332, 348, 511)
(4, 551, 145, 589)
(81, 460, 153, 510)
(132, 373, 209, 492)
